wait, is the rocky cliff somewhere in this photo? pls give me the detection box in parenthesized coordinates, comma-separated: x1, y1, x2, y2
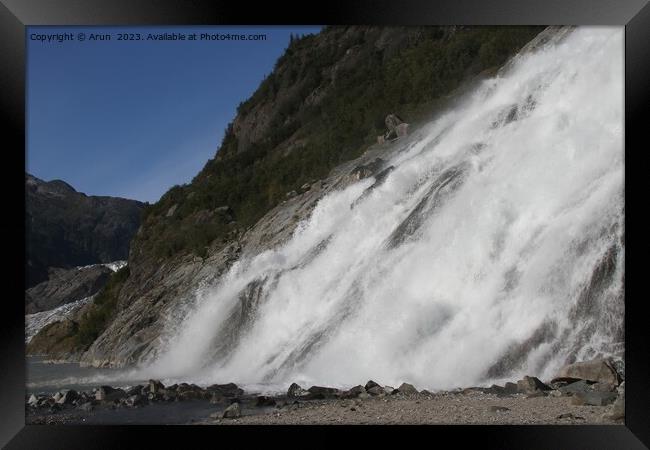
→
(26, 173, 144, 288)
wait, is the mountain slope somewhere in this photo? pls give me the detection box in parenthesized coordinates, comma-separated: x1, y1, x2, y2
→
(26, 173, 144, 288)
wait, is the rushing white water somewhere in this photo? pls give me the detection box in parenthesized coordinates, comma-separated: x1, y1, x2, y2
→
(142, 27, 623, 392)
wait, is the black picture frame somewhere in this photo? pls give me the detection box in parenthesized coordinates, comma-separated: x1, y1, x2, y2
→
(1, 0, 648, 448)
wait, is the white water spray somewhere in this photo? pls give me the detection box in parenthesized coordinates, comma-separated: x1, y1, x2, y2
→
(145, 27, 624, 391)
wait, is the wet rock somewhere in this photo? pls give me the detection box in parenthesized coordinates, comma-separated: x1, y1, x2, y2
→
(52, 392, 62, 403)
(206, 383, 244, 398)
(396, 383, 419, 396)
(516, 376, 551, 394)
(27, 394, 39, 407)
(125, 394, 146, 407)
(307, 386, 340, 399)
(95, 386, 126, 402)
(365, 380, 380, 391)
(146, 379, 165, 395)
(553, 358, 621, 386)
(504, 382, 518, 394)
(341, 385, 366, 399)
(223, 402, 241, 419)
(559, 380, 593, 396)
(287, 383, 307, 398)
(571, 391, 617, 406)
(367, 386, 386, 396)
(56, 389, 79, 405)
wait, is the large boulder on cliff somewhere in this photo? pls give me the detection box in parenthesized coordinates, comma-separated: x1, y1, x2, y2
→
(552, 358, 622, 385)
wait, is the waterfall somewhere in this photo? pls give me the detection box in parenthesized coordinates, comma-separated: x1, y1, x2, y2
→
(145, 27, 624, 392)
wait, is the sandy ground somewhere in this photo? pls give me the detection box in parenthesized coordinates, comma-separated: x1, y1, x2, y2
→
(201, 391, 621, 425)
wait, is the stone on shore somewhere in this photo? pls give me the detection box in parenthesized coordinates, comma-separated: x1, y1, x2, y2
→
(307, 386, 340, 399)
(553, 358, 621, 386)
(287, 383, 307, 398)
(396, 383, 419, 395)
(206, 383, 244, 398)
(223, 402, 241, 419)
(570, 391, 617, 406)
(341, 385, 366, 399)
(516, 376, 551, 394)
(95, 386, 127, 402)
(56, 389, 79, 405)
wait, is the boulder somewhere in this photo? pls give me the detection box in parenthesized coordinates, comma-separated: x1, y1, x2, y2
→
(516, 376, 552, 394)
(559, 380, 593, 396)
(95, 386, 126, 402)
(351, 158, 385, 180)
(146, 379, 165, 395)
(341, 385, 366, 399)
(364, 380, 381, 391)
(125, 394, 146, 407)
(396, 383, 419, 396)
(571, 391, 617, 406)
(56, 389, 79, 405)
(27, 394, 39, 407)
(222, 402, 241, 419)
(367, 386, 385, 396)
(287, 382, 306, 398)
(307, 386, 340, 399)
(553, 358, 621, 386)
(206, 383, 244, 398)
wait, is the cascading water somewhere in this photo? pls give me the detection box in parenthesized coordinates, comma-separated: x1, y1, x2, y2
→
(144, 26, 624, 391)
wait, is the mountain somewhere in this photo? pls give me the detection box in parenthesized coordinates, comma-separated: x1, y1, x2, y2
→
(25, 173, 145, 288)
(29, 26, 560, 370)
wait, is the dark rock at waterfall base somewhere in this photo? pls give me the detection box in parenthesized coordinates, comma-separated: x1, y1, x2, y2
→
(341, 385, 366, 399)
(552, 358, 621, 386)
(95, 386, 127, 402)
(144, 379, 165, 395)
(365, 380, 380, 391)
(558, 379, 593, 396)
(517, 376, 552, 394)
(306, 386, 340, 399)
(56, 389, 79, 405)
(396, 383, 419, 396)
(287, 383, 306, 398)
(222, 402, 241, 419)
(367, 386, 386, 396)
(206, 383, 244, 398)
(571, 390, 618, 407)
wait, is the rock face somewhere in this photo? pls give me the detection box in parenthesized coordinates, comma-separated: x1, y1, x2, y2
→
(26, 173, 144, 288)
(553, 359, 621, 385)
(25, 265, 112, 314)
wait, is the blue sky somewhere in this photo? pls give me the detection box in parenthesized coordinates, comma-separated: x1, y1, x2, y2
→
(27, 26, 322, 203)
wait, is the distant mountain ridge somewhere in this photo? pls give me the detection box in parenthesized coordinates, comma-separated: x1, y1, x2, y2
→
(26, 173, 144, 288)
